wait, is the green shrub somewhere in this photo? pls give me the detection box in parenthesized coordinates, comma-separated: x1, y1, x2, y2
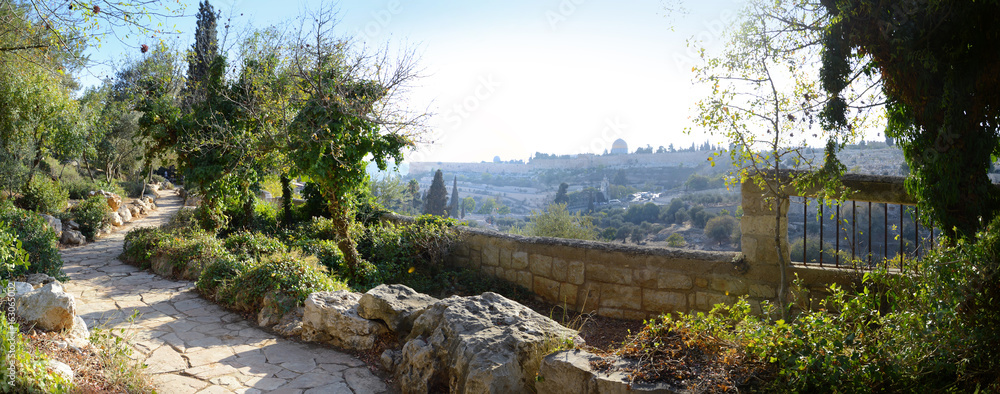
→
(0, 220, 29, 276)
(158, 232, 229, 276)
(298, 182, 329, 219)
(195, 255, 250, 299)
(150, 174, 166, 184)
(70, 195, 110, 241)
(121, 227, 171, 268)
(0, 202, 63, 279)
(163, 207, 198, 233)
(120, 179, 146, 198)
(252, 199, 280, 234)
(194, 204, 228, 233)
(223, 232, 285, 261)
(15, 176, 68, 214)
(63, 179, 99, 200)
(353, 216, 459, 292)
(217, 253, 347, 312)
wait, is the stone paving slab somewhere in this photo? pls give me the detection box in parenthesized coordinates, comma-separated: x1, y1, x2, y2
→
(60, 191, 390, 393)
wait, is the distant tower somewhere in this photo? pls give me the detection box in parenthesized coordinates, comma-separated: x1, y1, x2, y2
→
(611, 139, 628, 155)
(600, 176, 609, 196)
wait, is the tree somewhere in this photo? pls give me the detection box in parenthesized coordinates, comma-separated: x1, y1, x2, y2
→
(183, 0, 219, 109)
(406, 179, 422, 213)
(689, 0, 872, 317)
(424, 170, 447, 216)
(286, 5, 423, 275)
(448, 176, 459, 218)
(666, 233, 686, 248)
(554, 182, 569, 204)
(704, 215, 738, 246)
(519, 203, 597, 241)
(461, 196, 475, 218)
(820, 1, 1000, 239)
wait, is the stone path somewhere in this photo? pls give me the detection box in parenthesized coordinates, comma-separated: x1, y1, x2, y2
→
(60, 191, 390, 394)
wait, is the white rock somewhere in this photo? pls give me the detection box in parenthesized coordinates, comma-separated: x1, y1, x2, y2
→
(117, 205, 133, 223)
(39, 214, 62, 238)
(45, 360, 74, 383)
(300, 291, 387, 351)
(536, 349, 676, 394)
(15, 282, 77, 332)
(358, 284, 438, 337)
(10, 281, 33, 296)
(109, 212, 123, 227)
(396, 292, 582, 394)
(60, 229, 86, 245)
(25, 273, 56, 289)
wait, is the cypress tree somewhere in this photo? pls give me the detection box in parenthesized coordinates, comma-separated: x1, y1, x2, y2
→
(448, 176, 459, 217)
(424, 170, 448, 216)
(184, 0, 218, 108)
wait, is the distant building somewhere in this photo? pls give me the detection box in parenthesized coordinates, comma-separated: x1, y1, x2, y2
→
(611, 139, 628, 155)
(493, 156, 502, 163)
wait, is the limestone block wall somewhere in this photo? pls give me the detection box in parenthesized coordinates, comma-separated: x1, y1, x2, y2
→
(442, 228, 772, 319)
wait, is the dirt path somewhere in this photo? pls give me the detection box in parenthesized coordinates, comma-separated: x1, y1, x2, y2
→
(59, 191, 388, 394)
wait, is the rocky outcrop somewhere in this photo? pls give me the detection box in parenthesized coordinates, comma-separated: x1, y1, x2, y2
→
(301, 291, 388, 351)
(358, 284, 438, 337)
(15, 282, 77, 332)
(396, 292, 581, 394)
(536, 349, 680, 394)
(40, 214, 62, 238)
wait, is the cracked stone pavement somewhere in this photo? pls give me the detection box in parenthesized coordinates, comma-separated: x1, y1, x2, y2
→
(59, 191, 391, 394)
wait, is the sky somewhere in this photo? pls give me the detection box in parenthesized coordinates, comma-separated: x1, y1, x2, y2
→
(81, 0, 750, 164)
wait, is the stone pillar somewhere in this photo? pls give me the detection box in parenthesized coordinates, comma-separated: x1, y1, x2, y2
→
(740, 181, 789, 284)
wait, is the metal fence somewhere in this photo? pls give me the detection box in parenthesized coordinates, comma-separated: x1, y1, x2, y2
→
(789, 197, 938, 270)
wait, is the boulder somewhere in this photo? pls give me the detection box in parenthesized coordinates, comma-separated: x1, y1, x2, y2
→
(536, 349, 679, 394)
(301, 291, 387, 351)
(358, 284, 438, 337)
(68, 316, 90, 348)
(396, 292, 582, 394)
(257, 292, 296, 328)
(66, 220, 80, 231)
(274, 308, 304, 337)
(11, 281, 33, 296)
(91, 190, 122, 211)
(109, 212, 123, 227)
(25, 273, 57, 289)
(45, 360, 74, 384)
(117, 205, 133, 223)
(61, 229, 86, 245)
(15, 282, 76, 332)
(39, 214, 62, 238)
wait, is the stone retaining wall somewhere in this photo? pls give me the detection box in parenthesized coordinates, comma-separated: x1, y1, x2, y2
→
(382, 171, 913, 319)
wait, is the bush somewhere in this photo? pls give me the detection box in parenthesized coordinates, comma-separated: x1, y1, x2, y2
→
(0, 313, 74, 393)
(121, 227, 171, 268)
(216, 254, 347, 312)
(666, 233, 686, 248)
(120, 179, 146, 199)
(223, 232, 285, 261)
(193, 204, 228, 233)
(15, 176, 68, 214)
(70, 195, 110, 241)
(299, 182, 329, 219)
(63, 179, 99, 200)
(195, 256, 250, 299)
(0, 202, 63, 279)
(704, 215, 738, 245)
(354, 216, 460, 293)
(157, 232, 230, 277)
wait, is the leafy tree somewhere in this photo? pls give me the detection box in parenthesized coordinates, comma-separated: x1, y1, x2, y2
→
(424, 170, 447, 216)
(518, 203, 596, 241)
(820, 1, 1000, 239)
(286, 5, 423, 275)
(406, 179, 422, 213)
(554, 182, 569, 204)
(704, 214, 738, 246)
(460, 196, 475, 218)
(666, 233, 686, 248)
(688, 0, 872, 317)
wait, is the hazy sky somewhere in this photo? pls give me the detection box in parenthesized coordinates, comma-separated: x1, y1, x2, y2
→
(83, 0, 748, 163)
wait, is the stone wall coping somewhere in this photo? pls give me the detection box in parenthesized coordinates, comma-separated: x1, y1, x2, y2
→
(380, 212, 737, 263)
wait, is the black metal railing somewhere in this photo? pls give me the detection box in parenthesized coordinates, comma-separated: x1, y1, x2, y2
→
(789, 197, 938, 270)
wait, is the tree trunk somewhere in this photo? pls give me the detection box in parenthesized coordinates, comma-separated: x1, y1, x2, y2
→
(281, 174, 293, 226)
(328, 192, 363, 276)
(774, 195, 788, 320)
